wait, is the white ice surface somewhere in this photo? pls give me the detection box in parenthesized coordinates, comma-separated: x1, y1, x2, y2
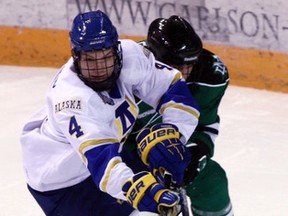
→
(0, 65, 288, 216)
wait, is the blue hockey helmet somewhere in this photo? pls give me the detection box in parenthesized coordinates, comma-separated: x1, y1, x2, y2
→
(70, 10, 119, 52)
(70, 10, 122, 91)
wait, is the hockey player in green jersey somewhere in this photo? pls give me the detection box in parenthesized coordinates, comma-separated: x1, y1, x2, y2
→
(124, 16, 234, 215)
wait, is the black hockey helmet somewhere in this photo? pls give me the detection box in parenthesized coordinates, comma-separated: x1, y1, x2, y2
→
(147, 16, 202, 65)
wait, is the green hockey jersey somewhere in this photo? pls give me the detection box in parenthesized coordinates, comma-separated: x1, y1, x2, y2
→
(125, 42, 229, 158)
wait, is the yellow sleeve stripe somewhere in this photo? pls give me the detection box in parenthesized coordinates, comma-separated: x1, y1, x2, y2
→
(171, 72, 183, 85)
(159, 103, 200, 119)
(101, 158, 122, 192)
(79, 138, 119, 163)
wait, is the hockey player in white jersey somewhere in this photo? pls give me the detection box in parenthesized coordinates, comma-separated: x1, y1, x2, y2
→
(20, 10, 200, 216)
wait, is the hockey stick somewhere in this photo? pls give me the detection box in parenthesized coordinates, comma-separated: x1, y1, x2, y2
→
(160, 172, 192, 216)
(178, 186, 192, 216)
(159, 172, 173, 216)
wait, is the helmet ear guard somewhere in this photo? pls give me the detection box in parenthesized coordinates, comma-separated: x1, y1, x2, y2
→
(147, 15, 203, 66)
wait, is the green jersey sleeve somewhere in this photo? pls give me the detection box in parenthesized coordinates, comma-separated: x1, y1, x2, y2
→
(187, 49, 229, 157)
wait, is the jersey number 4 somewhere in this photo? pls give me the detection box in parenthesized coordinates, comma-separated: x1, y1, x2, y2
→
(69, 116, 84, 138)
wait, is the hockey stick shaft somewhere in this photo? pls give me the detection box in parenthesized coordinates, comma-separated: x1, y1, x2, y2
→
(179, 187, 191, 216)
(160, 172, 192, 216)
(159, 172, 172, 216)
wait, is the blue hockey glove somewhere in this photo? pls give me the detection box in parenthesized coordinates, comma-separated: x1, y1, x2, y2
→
(122, 171, 182, 214)
(136, 123, 191, 186)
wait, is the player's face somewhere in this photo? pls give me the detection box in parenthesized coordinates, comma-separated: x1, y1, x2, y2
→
(79, 48, 116, 83)
(171, 64, 193, 80)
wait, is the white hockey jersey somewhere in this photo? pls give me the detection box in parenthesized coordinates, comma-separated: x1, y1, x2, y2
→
(20, 39, 199, 201)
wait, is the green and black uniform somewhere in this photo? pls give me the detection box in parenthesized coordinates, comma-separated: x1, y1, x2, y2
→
(124, 42, 233, 216)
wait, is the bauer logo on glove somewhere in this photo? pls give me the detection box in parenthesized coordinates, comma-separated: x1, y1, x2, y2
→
(136, 123, 191, 186)
(137, 124, 181, 165)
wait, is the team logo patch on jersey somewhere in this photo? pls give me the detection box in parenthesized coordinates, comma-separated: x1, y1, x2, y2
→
(97, 92, 115, 105)
(212, 55, 227, 76)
